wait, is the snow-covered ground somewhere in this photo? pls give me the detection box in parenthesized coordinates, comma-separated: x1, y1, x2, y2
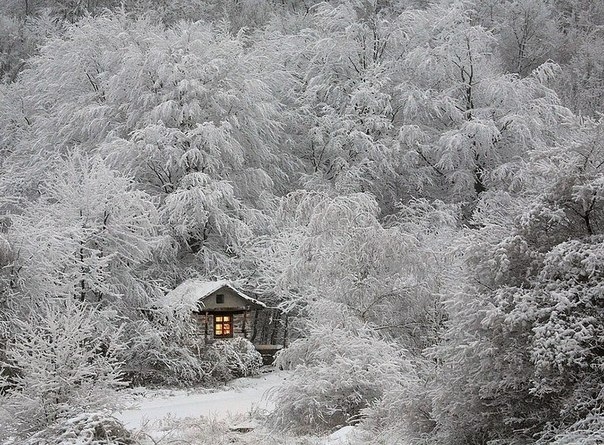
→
(114, 369, 356, 444)
(116, 370, 287, 430)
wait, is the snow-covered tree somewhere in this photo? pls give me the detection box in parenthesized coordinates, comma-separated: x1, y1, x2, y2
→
(0, 12, 290, 281)
(555, 21, 604, 117)
(427, 118, 604, 444)
(0, 299, 126, 442)
(475, 0, 562, 77)
(0, 1, 599, 441)
(249, 190, 459, 353)
(280, 0, 413, 210)
(5, 151, 162, 310)
(273, 302, 416, 434)
(0, 0, 120, 20)
(393, 1, 575, 207)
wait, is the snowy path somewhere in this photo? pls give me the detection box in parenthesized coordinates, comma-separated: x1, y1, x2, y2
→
(116, 371, 288, 430)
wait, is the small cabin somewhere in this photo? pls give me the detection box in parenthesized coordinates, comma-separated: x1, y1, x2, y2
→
(164, 280, 266, 343)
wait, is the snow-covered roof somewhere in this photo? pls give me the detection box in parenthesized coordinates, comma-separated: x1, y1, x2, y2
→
(162, 279, 266, 309)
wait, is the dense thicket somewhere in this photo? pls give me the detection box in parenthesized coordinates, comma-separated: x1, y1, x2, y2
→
(0, 0, 602, 444)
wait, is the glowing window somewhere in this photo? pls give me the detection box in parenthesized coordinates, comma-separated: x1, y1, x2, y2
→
(214, 314, 233, 338)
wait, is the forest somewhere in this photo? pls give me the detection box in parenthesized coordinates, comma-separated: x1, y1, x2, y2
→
(0, 0, 602, 444)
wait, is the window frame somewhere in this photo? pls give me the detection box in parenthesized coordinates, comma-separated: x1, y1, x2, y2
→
(214, 313, 233, 338)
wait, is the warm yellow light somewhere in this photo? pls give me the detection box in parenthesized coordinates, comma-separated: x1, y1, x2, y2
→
(214, 313, 233, 337)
